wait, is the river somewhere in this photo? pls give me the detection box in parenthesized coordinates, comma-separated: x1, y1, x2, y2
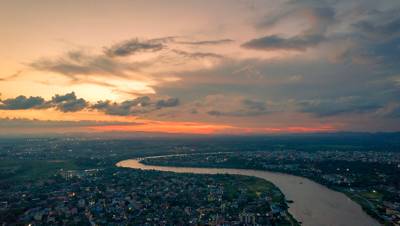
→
(117, 158, 380, 226)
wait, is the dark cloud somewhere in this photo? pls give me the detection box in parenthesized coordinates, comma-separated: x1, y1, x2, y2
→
(336, 11, 400, 67)
(207, 98, 271, 117)
(92, 96, 180, 116)
(305, 6, 335, 34)
(50, 92, 88, 112)
(246, 5, 335, 52)
(177, 39, 234, 45)
(241, 34, 324, 51)
(0, 92, 88, 112)
(156, 98, 179, 108)
(299, 97, 383, 117)
(1, 92, 180, 116)
(92, 96, 151, 116)
(52, 92, 78, 103)
(159, 51, 400, 97)
(242, 99, 267, 112)
(104, 38, 165, 57)
(148, 36, 177, 43)
(0, 95, 45, 110)
(172, 49, 223, 59)
(354, 15, 400, 40)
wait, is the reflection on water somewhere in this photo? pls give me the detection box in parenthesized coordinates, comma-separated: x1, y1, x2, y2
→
(117, 159, 379, 226)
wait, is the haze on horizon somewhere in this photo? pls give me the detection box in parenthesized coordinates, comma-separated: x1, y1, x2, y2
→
(1, 0, 400, 135)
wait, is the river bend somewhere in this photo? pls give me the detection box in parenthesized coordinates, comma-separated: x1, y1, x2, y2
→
(117, 158, 379, 226)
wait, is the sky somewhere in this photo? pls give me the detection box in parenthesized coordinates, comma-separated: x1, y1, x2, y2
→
(1, 0, 400, 135)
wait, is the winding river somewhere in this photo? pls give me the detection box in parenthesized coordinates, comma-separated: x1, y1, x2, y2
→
(117, 157, 379, 226)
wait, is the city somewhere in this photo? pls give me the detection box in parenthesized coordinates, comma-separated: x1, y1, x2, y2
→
(144, 150, 400, 224)
(0, 138, 300, 225)
(1, 136, 400, 225)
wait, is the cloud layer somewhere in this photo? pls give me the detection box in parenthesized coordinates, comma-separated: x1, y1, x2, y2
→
(0, 92, 180, 116)
(105, 38, 165, 57)
(92, 96, 179, 116)
(2, 0, 400, 133)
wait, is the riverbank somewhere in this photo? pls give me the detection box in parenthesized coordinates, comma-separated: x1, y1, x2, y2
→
(145, 159, 384, 223)
(142, 151, 394, 225)
(118, 158, 379, 226)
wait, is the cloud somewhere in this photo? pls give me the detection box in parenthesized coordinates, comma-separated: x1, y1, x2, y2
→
(0, 71, 23, 81)
(0, 92, 180, 116)
(2, 1, 400, 132)
(298, 97, 383, 117)
(207, 99, 270, 117)
(191, 95, 273, 117)
(353, 13, 400, 40)
(342, 9, 400, 66)
(0, 92, 88, 112)
(92, 96, 180, 116)
(0, 118, 142, 128)
(92, 96, 152, 116)
(0, 95, 45, 110)
(29, 36, 230, 84)
(30, 37, 179, 79)
(30, 50, 138, 78)
(156, 98, 179, 108)
(172, 49, 223, 59)
(50, 92, 88, 112)
(242, 34, 324, 51)
(104, 38, 165, 57)
(245, 4, 335, 52)
(257, 5, 335, 33)
(177, 39, 234, 45)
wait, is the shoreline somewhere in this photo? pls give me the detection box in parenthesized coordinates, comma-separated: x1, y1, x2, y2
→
(117, 155, 379, 226)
